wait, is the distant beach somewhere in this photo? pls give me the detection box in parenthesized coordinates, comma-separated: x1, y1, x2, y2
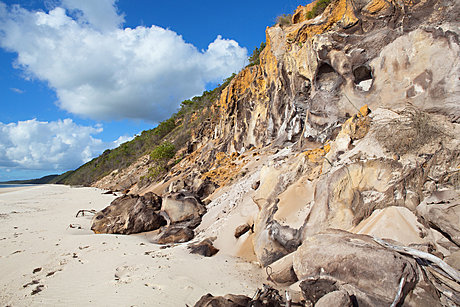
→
(0, 184, 40, 194)
(0, 185, 262, 306)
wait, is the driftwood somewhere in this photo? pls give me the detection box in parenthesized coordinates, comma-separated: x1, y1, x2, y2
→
(249, 285, 302, 306)
(390, 276, 405, 307)
(75, 209, 97, 217)
(285, 291, 291, 307)
(373, 236, 460, 283)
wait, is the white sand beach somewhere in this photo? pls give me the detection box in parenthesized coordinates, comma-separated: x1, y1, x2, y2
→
(0, 185, 263, 306)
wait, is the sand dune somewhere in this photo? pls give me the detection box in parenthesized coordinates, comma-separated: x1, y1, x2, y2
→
(0, 185, 262, 306)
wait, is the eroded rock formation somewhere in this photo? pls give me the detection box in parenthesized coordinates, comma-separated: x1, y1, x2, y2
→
(91, 193, 166, 234)
(89, 0, 460, 304)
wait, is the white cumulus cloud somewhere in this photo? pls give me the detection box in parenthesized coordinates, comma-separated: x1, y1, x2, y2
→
(61, 0, 124, 32)
(0, 119, 107, 172)
(0, 1, 247, 121)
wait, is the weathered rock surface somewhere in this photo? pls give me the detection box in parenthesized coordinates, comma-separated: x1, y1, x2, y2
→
(84, 0, 460, 305)
(266, 253, 297, 284)
(351, 206, 434, 246)
(299, 278, 339, 304)
(417, 190, 460, 246)
(162, 192, 206, 224)
(188, 238, 219, 257)
(193, 294, 250, 307)
(315, 290, 352, 307)
(293, 230, 419, 305)
(91, 193, 166, 234)
(155, 226, 194, 244)
(194, 285, 286, 307)
(234, 224, 251, 238)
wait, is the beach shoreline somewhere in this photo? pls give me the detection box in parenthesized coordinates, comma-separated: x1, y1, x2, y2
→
(0, 185, 262, 306)
(0, 184, 42, 195)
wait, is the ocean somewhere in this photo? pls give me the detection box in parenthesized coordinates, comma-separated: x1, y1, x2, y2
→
(0, 184, 36, 189)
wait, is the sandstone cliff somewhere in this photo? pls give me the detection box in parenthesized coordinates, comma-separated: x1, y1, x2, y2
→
(89, 0, 460, 305)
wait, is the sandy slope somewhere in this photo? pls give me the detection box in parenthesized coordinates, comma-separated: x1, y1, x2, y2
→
(0, 185, 262, 306)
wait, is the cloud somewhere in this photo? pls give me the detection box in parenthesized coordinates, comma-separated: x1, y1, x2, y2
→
(61, 0, 124, 32)
(10, 87, 24, 94)
(112, 134, 134, 147)
(0, 1, 247, 122)
(0, 118, 107, 172)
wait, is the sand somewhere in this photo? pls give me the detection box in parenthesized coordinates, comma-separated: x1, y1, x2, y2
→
(0, 185, 263, 306)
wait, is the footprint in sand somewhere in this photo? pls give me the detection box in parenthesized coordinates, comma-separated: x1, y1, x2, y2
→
(31, 284, 45, 295)
(113, 265, 139, 284)
(144, 283, 163, 291)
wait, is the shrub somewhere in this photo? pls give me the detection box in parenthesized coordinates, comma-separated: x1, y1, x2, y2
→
(276, 14, 292, 26)
(375, 107, 445, 155)
(147, 165, 167, 179)
(306, 0, 332, 19)
(153, 117, 177, 137)
(150, 142, 176, 162)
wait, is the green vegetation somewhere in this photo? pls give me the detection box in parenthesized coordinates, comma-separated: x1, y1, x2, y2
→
(0, 174, 59, 185)
(150, 142, 176, 162)
(276, 14, 292, 26)
(248, 42, 266, 67)
(306, 0, 332, 19)
(53, 73, 237, 187)
(153, 117, 176, 137)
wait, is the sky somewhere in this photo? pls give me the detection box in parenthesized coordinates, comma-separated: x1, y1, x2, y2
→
(0, 0, 307, 181)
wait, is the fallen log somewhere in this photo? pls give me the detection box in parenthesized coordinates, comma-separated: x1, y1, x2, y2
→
(75, 209, 97, 217)
(373, 236, 460, 283)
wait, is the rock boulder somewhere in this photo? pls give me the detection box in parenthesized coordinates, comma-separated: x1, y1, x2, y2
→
(188, 238, 219, 257)
(91, 194, 166, 234)
(416, 190, 460, 246)
(162, 192, 206, 224)
(293, 230, 418, 305)
(193, 294, 250, 307)
(156, 225, 194, 244)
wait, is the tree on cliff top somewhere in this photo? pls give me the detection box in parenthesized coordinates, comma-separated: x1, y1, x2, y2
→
(248, 42, 266, 67)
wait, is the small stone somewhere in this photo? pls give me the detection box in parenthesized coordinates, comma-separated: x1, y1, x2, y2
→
(188, 238, 219, 257)
(358, 104, 370, 117)
(156, 226, 194, 244)
(234, 224, 251, 238)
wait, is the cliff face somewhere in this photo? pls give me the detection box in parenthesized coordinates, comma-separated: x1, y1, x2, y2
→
(209, 0, 458, 151)
(103, 0, 459, 193)
(91, 0, 460, 304)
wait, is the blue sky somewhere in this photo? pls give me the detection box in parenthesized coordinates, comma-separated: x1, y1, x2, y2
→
(0, 0, 306, 181)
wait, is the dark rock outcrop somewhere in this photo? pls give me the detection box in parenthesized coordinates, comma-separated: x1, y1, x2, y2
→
(91, 193, 166, 234)
(193, 294, 250, 307)
(188, 238, 219, 257)
(234, 224, 251, 238)
(156, 226, 194, 244)
(299, 278, 339, 305)
(194, 286, 286, 307)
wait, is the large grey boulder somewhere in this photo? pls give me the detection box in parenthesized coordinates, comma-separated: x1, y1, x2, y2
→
(162, 192, 206, 224)
(293, 230, 419, 305)
(91, 193, 166, 234)
(315, 290, 353, 307)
